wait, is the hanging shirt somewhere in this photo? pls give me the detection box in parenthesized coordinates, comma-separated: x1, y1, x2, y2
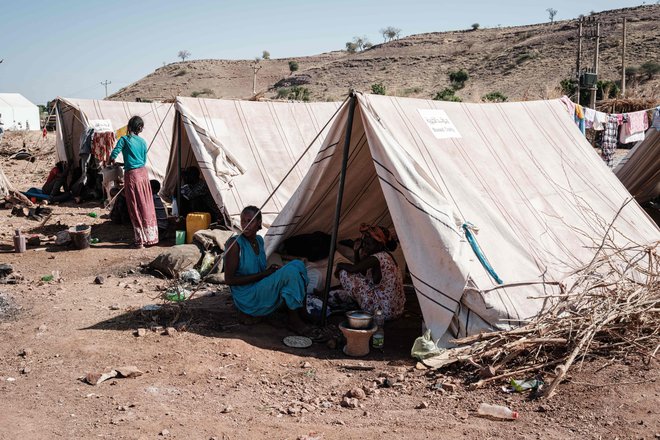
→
(91, 131, 116, 165)
(601, 114, 619, 167)
(110, 134, 147, 171)
(584, 107, 596, 129)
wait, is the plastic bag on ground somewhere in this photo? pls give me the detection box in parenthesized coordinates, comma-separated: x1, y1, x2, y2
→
(411, 329, 442, 360)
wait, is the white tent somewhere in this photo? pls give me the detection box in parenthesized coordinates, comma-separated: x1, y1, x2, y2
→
(161, 97, 341, 226)
(54, 97, 176, 181)
(265, 93, 660, 341)
(0, 165, 12, 197)
(0, 93, 40, 131)
(614, 128, 659, 204)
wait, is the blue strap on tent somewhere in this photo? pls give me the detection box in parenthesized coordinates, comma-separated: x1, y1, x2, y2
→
(462, 222, 503, 285)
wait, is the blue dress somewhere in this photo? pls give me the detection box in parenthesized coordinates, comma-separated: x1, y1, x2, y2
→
(228, 234, 308, 316)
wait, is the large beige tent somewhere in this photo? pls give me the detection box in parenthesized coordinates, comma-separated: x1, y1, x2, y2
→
(161, 97, 341, 226)
(54, 97, 175, 180)
(614, 128, 659, 204)
(265, 93, 660, 341)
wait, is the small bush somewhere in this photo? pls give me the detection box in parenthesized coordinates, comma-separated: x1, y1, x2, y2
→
(401, 86, 423, 96)
(433, 88, 462, 102)
(345, 42, 358, 53)
(262, 50, 270, 60)
(371, 83, 386, 95)
(276, 88, 290, 99)
(278, 86, 310, 101)
(560, 78, 577, 97)
(174, 69, 187, 77)
(482, 91, 508, 102)
(449, 69, 469, 89)
(516, 52, 537, 65)
(596, 80, 619, 100)
(471, 23, 480, 30)
(640, 60, 660, 79)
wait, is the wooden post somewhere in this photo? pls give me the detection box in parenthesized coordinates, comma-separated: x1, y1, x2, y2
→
(590, 22, 600, 109)
(621, 18, 627, 98)
(576, 19, 583, 104)
(176, 112, 182, 209)
(320, 91, 357, 325)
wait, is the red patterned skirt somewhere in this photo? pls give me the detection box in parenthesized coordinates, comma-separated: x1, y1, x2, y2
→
(124, 167, 158, 246)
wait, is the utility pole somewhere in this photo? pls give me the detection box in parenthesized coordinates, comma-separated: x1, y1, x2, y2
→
(576, 18, 583, 104)
(621, 17, 627, 98)
(251, 60, 262, 95)
(590, 21, 600, 109)
(100, 80, 112, 98)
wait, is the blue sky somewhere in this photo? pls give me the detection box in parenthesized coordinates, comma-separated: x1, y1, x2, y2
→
(0, 0, 645, 105)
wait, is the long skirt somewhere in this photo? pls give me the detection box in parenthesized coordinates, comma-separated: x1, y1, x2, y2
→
(124, 167, 158, 246)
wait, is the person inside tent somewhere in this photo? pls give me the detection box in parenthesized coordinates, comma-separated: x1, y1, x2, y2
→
(224, 206, 311, 334)
(150, 179, 169, 238)
(331, 224, 405, 320)
(42, 161, 71, 202)
(180, 167, 221, 223)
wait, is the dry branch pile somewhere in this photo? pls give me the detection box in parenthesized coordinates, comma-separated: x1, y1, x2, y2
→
(427, 232, 659, 399)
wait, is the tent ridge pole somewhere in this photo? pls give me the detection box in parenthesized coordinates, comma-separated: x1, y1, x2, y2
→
(176, 111, 182, 209)
(320, 90, 357, 325)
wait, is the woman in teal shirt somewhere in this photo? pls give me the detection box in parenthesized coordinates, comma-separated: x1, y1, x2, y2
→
(224, 206, 309, 333)
(110, 116, 158, 248)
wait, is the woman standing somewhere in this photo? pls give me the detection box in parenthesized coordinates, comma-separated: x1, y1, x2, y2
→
(110, 116, 158, 248)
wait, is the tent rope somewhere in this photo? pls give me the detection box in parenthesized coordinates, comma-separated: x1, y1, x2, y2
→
(462, 222, 503, 285)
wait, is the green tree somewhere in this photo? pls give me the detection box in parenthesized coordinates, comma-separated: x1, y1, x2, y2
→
(371, 83, 386, 95)
(471, 23, 480, 30)
(177, 50, 191, 61)
(262, 50, 270, 60)
(560, 78, 577, 97)
(380, 26, 401, 42)
(546, 8, 558, 23)
(288, 60, 299, 75)
(345, 42, 358, 53)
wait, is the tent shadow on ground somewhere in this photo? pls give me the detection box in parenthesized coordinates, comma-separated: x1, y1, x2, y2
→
(82, 286, 423, 363)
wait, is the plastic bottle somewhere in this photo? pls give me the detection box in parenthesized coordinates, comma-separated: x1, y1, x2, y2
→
(87, 212, 98, 218)
(372, 309, 385, 349)
(171, 197, 179, 217)
(477, 403, 519, 420)
(13, 230, 26, 253)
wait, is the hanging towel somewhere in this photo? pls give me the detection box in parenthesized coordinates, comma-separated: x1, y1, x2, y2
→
(652, 107, 660, 130)
(593, 111, 608, 130)
(620, 111, 649, 144)
(91, 131, 116, 165)
(560, 96, 575, 117)
(584, 107, 596, 129)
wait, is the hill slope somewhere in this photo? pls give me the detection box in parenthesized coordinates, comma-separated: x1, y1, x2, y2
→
(111, 5, 659, 103)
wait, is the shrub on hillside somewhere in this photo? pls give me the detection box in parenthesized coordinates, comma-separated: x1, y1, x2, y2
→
(433, 88, 462, 102)
(449, 69, 469, 89)
(371, 83, 386, 95)
(482, 91, 508, 102)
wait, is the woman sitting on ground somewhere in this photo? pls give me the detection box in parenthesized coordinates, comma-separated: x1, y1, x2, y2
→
(224, 206, 309, 334)
(333, 224, 405, 320)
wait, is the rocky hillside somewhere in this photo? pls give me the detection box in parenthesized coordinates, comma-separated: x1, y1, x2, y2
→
(111, 5, 659, 103)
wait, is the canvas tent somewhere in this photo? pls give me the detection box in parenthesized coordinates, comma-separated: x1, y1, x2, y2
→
(0, 93, 40, 131)
(54, 97, 175, 181)
(614, 128, 659, 204)
(161, 97, 341, 226)
(265, 93, 660, 341)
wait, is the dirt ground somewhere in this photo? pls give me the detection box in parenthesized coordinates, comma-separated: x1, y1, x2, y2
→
(0, 134, 658, 440)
